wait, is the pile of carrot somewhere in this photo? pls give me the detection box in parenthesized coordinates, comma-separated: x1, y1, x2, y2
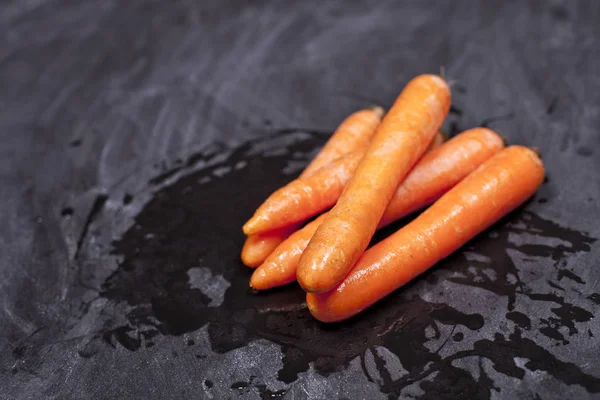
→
(241, 74, 544, 322)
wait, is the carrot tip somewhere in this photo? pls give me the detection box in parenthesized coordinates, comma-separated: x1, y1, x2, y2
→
(367, 105, 385, 118)
(242, 219, 258, 235)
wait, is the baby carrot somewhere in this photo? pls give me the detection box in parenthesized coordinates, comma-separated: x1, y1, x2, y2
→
(300, 106, 384, 178)
(297, 74, 451, 293)
(250, 127, 503, 290)
(241, 224, 300, 268)
(307, 146, 545, 322)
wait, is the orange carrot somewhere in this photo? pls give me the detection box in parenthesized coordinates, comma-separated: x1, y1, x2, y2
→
(241, 224, 300, 268)
(307, 146, 545, 322)
(251, 215, 326, 289)
(297, 74, 451, 293)
(250, 127, 503, 290)
(242, 149, 366, 236)
(300, 106, 384, 178)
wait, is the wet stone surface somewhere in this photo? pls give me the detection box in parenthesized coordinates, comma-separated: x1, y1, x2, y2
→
(1, 1, 600, 399)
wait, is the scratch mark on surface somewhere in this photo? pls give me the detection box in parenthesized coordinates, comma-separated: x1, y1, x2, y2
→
(74, 194, 108, 260)
(480, 111, 515, 128)
(546, 97, 558, 115)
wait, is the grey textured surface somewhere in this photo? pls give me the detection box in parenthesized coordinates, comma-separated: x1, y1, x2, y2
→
(1, 1, 600, 399)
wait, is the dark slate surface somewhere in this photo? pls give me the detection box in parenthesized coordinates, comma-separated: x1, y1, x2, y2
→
(1, 1, 599, 399)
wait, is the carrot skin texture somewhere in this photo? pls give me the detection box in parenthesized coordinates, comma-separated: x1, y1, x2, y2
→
(241, 225, 299, 268)
(250, 128, 503, 290)
(242, 149, 366, 235)
(306, 146, 545, 322)
(297, 75, 451, 293)
(379, 127, 502, 226)
(300, 106, 384, 178)
(250, 215, 326, 289)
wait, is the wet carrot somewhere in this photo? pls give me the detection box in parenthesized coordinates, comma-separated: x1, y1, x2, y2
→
(241, 224, 300, 268)
(300, 106, 384, 178)
(307, 146, 545, 322)
(250, 215, 325, 289)
(250, 128, 503, 290)
(297, 74, 451, 293)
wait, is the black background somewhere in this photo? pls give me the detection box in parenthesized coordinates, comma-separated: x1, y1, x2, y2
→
(1, 1, 600, 399)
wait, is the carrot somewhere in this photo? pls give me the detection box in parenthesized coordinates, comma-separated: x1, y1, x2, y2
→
(241, 224, 300, 268)
(297, 74, 451, 293)
(306, 146, 545, 322)
(300, 106, 384, 178)
(250, 215, 325, 289)
(250, 127, 503, 290)
(242, 149, 366, 235)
